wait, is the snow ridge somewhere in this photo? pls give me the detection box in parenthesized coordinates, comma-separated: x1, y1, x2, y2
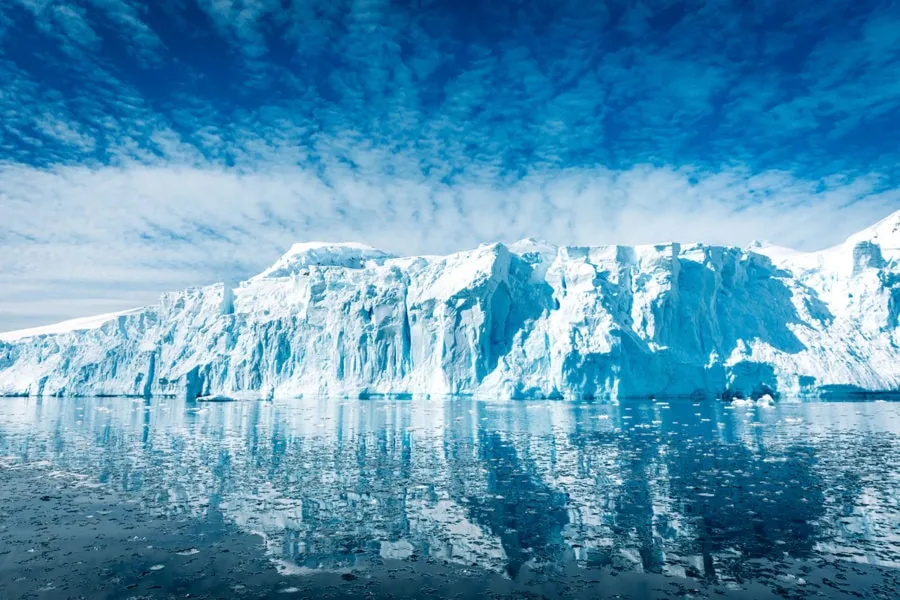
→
(2, 213, 899, 399)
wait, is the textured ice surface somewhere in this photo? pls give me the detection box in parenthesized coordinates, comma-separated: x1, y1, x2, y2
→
(1, 212, 899, 399)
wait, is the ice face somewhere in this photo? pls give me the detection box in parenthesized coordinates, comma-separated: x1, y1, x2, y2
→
(2, 212, 899, 399)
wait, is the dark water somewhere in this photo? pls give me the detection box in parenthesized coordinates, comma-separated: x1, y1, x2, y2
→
(0, 396, 898, 599)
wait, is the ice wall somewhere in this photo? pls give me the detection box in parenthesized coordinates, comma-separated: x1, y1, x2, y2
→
(2, 215, 899, 400)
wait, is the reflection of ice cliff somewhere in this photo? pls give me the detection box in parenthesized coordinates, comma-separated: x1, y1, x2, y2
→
(2, 212, 899, 399)
(0, 397, 898, 579)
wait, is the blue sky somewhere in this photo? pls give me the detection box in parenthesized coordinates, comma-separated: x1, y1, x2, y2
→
(1, 0, 899, 330)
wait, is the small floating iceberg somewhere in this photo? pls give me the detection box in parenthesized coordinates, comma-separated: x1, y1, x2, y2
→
(196, 394, 236, 403)
(728, 393, 775, 408)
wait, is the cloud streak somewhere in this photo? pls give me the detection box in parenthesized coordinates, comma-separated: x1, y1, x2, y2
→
(2, 161, 896, 330)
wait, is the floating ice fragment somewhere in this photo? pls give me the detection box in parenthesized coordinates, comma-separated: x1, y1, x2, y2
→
(757, 393, 775, 407)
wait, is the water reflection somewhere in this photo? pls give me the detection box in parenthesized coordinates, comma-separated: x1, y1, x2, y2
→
(0, 396, 898, 583)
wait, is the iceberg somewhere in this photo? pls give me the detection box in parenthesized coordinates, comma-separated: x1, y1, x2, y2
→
(1, 211, 899, 400)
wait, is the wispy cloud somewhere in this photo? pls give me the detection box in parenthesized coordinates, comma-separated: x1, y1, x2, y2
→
(0, 0, 898, 330)
(2, 161, 896, 331)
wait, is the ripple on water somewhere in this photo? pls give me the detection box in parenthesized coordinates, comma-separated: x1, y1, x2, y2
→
(0, 396, 898, 592)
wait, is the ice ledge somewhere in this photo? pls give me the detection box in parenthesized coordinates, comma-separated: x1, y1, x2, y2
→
(251, 241, 397, 280)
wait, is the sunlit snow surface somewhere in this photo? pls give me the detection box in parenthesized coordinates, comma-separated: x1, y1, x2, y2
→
(1, 211, 898, 399)
(1, 396, 898, 584)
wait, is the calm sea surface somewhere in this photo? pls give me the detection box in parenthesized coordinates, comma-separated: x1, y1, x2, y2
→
(0, 396, 898, 599)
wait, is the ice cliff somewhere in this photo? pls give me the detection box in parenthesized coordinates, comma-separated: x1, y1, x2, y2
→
(2, 211, 899, 400)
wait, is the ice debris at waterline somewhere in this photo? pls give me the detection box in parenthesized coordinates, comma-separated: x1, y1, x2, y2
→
(1, 212, 899, 400)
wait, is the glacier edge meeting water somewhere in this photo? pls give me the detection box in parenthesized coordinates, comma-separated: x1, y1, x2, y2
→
(0, 210, 898, 400)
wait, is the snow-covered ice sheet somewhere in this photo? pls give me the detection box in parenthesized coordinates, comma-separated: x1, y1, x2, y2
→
(1, 214, 898, 399)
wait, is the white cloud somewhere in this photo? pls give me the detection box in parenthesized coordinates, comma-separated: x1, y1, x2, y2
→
(1, 158, 896, 331)
(34, 113, 97, 151)
(86, 0, 166, 65)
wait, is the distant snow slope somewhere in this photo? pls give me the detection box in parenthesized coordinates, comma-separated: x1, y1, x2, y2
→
(0, 309, 145, 342)
(2, 212, 899, 399)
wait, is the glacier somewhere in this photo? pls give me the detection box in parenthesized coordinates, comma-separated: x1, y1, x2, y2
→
(1, 212, 898, 400)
